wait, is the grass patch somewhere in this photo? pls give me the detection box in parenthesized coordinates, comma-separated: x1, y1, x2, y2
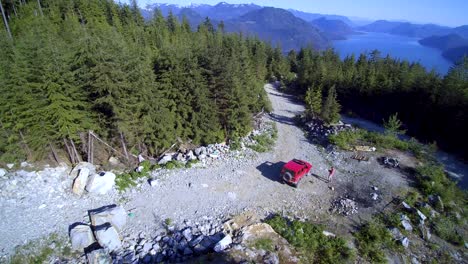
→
(328, 129, 435, 161)
(247, 123, 278, 153)
(185, 159, 199, 168)
(115, 160, 156, 191)
(162, 160, 184, 170)
(354, 220, 400, 264)
(250, 238, 274, 251)
(266, 215, 355, 264)
(9, 233, 76, 264)
(433, 215, 464, 246)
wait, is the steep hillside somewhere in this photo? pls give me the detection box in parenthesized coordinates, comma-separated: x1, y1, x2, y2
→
(311, 17, 355, 40)
(288, 9, 353, 25)
(443, 46, 468, 62)
(359, 20, 405, 32)
(359, 20, 462, 38)
(419, 34, 468, 50)
(225, 7, 329, 51)
(453, 25, 468, 39)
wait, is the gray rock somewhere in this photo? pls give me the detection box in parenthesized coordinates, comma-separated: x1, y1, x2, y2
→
(86, 172, 116, 195)
(108, 157, 119, 165)
(158, 155, 172, 165)
(148, 179, 159, 187)
(189, 235, 204, 247)
(72, 167, 90, 196)
(70, 224, 95, 251)
(183, 247, 193, 255)
(0, 168, 6, 177)
(186, 150, 196, 160)
(143, 242, 152, 253)
(401, 237, 409, 248)
(182, 228, 193, 241)
(198, 154, 207, 161)
(193, 244, 207, 254)
(370, 193, 378, 200)
(175, 153, 184, 161)
(213, 234, 232, 252)
(89, 205, 127, 232)
(401, 220, 413, 231)
(263, 252, 279, 264)
(416, 209, 427, 221)
(87, 249, 111, 264)
(94, 223, 122, 252)
(402, 202, 411, 209)
(70, 162, 96, 179)
(389, 227, 404, 240)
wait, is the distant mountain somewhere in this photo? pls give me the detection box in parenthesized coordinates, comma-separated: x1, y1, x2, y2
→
(419, 34, 468, 50)
(358, 20, 465, 39)
(288, 9, 353, 26)
(359, 20, 405, 32)
(225, 7, 329, 51)
(196, 2, 261, 21)
(177, 8, 205, 29)
(145, 3, 181, 16)
(453, 25, 468, 39)
(311, 17, 355, 40)
(390, 23, 451, 38)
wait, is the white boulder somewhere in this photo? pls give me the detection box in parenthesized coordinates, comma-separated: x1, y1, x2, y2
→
(87, 248, 111, 264)
(94, 224, 122, 252)
(86, 172, 116, 195)
(213, 234, 232, 252)
(89, 205, 127, 232)
(70, 162, 96, 179)
(72, 168, 90, 196)
(0, 168, 6, 177)
(70, 224, 95, 251)
(158, 154, 172, 165)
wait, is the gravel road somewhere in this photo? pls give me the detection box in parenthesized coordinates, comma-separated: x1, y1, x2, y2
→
(0, 83, 410, 257)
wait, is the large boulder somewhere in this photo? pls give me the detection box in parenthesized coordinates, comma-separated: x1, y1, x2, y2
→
(0, 168, 7, 177)
(70, 162, 96, 179)
(86, 172, 116, 195)
(87, 249, 111, 264)
(70, 224, 95, 251)
(158, 154, 173, 165)
(89, 205, 127, 232)
(72, 167, 90, 196)
(94, 223, 122, 252)
(213, 234, 232, 252)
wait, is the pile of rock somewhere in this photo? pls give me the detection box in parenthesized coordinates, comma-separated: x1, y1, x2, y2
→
(157, 143, 231, 166)
(70, 205, 127, 263)
(71, 162, 116, 196)
(115, 218, 232, 263)
(330, 198, 359, 216)
(304, 118, 353, 140)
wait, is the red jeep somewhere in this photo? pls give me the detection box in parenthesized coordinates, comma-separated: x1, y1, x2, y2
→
(281, 159, 312, 187)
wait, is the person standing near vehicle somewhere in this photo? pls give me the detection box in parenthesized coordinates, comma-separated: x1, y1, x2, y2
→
(328, 167, 336, 183)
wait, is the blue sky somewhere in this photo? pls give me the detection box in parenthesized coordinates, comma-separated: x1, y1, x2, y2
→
(126, 0, 468, 27)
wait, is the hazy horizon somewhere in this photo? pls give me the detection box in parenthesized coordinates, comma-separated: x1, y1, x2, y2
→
(125, 0, 468, 27)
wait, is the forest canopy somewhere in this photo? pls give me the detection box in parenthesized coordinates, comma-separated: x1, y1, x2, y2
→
(0, 0, 273, 162)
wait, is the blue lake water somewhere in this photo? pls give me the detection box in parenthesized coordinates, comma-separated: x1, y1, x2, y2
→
(333, 32, 453, 75)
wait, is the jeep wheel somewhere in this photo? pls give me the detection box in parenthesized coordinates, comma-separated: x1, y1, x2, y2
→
(283, 172, 293, 183)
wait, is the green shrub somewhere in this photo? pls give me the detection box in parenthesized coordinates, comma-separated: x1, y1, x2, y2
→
(433, 216, 464, 246)
(163, 160, 184, 170)
(185, 159, 199, 168)
(250, 238, 274, 251)
(354, 220, 398, 264)
(415, 165, 459, 203)
(266, 215, 355, 264)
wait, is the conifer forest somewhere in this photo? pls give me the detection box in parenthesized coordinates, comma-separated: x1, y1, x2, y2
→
(0, 0, 467, 163)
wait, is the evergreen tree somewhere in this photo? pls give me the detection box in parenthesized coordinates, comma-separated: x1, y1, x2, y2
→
(321, 85, 341, 123)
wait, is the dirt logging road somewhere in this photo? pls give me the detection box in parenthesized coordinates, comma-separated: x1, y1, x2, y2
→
(0, 83, 411, 257)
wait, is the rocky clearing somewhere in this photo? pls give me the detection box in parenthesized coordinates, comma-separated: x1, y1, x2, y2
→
(0, 84, 456, 263)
